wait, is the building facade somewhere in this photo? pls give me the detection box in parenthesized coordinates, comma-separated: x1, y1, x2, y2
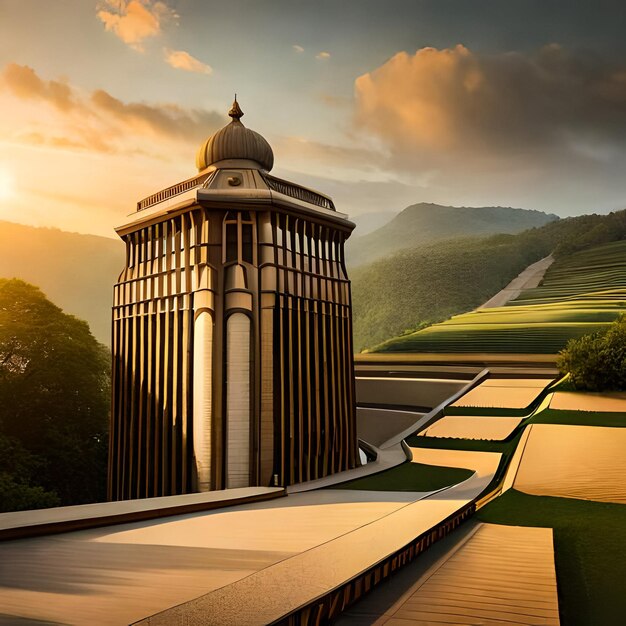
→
(108, 101, 359, 500)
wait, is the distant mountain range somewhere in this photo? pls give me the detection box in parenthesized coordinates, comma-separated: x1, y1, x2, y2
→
(0, 204, 559, 348)
(350, 210, 398, 237)
(346, 203, 559, 266)
(0, 221, 124, 346)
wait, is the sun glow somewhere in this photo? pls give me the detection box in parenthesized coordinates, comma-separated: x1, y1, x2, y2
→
(0, 167, 16, 201)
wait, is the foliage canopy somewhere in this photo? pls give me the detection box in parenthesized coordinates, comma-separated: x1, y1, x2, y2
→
(557, 315, 626, 391)
(0, 279, 110, 511)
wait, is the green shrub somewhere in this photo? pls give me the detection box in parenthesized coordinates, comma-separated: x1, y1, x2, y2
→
(557, 315, 626, 390)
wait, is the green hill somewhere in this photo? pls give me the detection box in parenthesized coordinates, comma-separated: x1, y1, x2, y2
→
(376, 240, 626, 354)
(0, 221, 124, 345)
(346, 203, 558, 267)
(354, 210, 626, 352)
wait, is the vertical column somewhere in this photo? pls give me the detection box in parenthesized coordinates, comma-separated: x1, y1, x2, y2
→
(193, 310, 213, 492)
(226, 312, 251, 488)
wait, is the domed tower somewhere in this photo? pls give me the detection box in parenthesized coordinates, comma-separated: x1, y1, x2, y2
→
(109, 100, 359, 499)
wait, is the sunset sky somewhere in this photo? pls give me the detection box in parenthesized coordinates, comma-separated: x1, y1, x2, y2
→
(1, 0, 626, 237)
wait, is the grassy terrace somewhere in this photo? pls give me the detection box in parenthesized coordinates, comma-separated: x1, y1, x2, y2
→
(478, 490, 626, 626)
(374, 240, 626, 354)
(528, 407, 626, 428)
(407, 433, 521, 490)
(330, 461, 473, 492)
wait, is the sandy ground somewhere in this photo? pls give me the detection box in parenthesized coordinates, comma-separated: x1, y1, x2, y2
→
(337, 523, 560, 626)
(409, 447, 501, 480)
(421, 415, 523, 440)
(478, 255, 554, 309)
(450, 379, 552, 410)
(507, 423, 626, 503)
(550, 391, 626, 413)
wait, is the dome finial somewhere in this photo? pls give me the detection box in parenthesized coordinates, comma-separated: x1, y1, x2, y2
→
(229, 95, 243, 121)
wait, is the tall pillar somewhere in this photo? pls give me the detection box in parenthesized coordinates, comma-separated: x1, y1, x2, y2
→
(193, 310, 213, 491)
(226, 312, 251, 488)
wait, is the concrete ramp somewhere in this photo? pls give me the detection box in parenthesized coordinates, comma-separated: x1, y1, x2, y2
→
(345, 523, 559, 625)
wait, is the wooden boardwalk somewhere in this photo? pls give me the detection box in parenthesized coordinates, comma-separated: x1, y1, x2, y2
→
(339, 523, 560, 625)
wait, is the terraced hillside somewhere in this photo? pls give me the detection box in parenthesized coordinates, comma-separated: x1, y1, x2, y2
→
(374, 240, 626, 354)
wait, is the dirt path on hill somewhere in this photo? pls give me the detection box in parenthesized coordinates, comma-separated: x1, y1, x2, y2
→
(478, 254, 554, 309)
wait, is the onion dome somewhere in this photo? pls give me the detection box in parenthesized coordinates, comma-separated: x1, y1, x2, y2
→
(196, 98, 274, 172)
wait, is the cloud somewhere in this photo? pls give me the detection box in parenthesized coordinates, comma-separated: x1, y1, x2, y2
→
(2, 63, 75, 111)
(316, 51, 331, 60)
(90, 89, 221, 141)
(1, 63, 223, 155)
(275, 136, 379, 174)
(354, 44, 626, 169)
(293, 45, 304, 54)
(164, 49, 212, 74)
(16, 131, 106, 152)
(319, 93, 351, 108)
(96, 0, 176, 51)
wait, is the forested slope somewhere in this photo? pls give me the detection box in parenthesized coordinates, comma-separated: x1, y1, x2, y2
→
(353, 210, 626, 351)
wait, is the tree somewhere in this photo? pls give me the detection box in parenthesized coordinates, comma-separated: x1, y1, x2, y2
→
(0, 432, 59, 512)
(0, 279, 110, 510)
(557, 315, 626, 391)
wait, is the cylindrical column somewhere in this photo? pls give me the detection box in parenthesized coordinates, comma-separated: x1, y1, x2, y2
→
(193, 310, 213, 491)
(226, 312, 251, 488)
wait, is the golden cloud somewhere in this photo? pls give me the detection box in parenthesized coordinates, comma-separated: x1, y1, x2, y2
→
(90, 89, 221, 141)
(1, 63, 222, 154)
(316, 51, 331, 60)
(275, 136, 378, 172)
(355, 44, 626, 167)
(2, 63, 75, 111)
(16, 131, 104, 152)
(97, 0, 175, 51)
(164, 49, 212, 75)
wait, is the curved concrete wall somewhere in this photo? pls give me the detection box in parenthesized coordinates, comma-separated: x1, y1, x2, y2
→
(356, 407, 425, 448)
(355, 377, 466, 410)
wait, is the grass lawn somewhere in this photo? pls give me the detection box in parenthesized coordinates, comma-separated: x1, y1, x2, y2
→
(528, 408, 626, 428)
(406, 433, 516, 453)
(477, 489, 626, 626)
(329, 461, 473, 492)
(445, 404, 539, 417)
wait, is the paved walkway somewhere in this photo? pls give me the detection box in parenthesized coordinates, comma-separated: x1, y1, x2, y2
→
(0, 451, 500, 625)
(138, 449, 500, 625)
(0, 487, 284, 540)
(0, 490, 423, 626)
(478, 255, 554, 309)
(337, 522, 560, 625)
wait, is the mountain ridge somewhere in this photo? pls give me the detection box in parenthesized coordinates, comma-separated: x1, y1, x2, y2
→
(346, 203, 559, 266)
(0, 220, 124, 345)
